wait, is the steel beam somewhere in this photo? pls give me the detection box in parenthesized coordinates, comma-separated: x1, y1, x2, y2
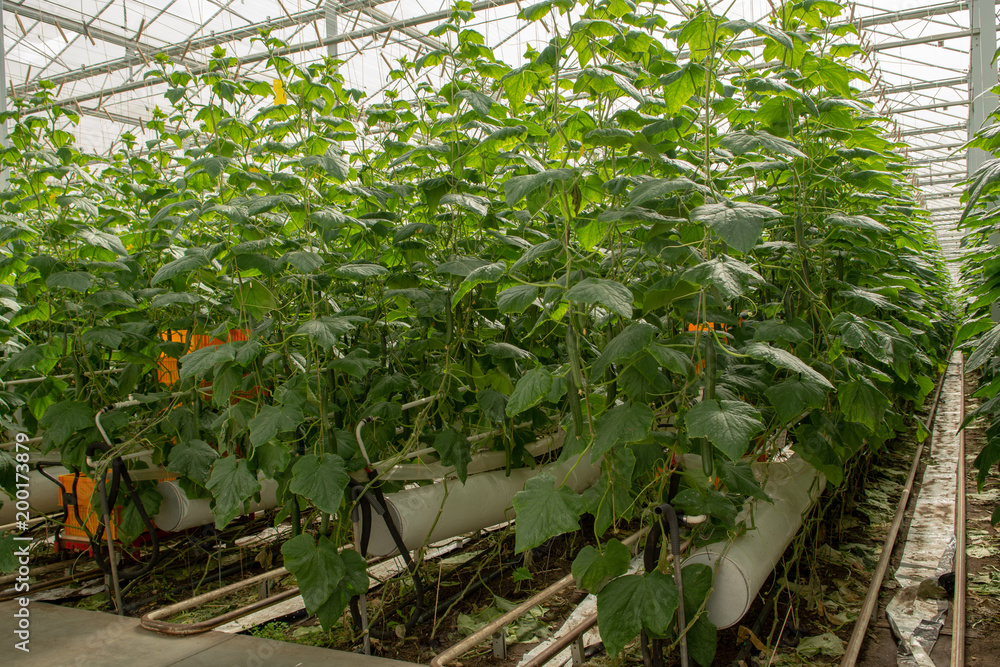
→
(922, 191, 963, 201)
(888, 100, 970, 114)
(906, 141, 969, 153)
(969, 0, 999, 176)
(5, 1, 170, 60)
(910, 155, 969, 166)
(859, 77, 969, 99)
(34, 0, 524, 114)
(870, 29, 976, 52)
(896, 123, 969, 137)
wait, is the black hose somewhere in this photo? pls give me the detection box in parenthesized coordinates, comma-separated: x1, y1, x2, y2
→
(642, 504, 688, 667)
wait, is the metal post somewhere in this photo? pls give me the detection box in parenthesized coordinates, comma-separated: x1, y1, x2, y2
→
(0, 0, 8, 190)
(326, 0, 338, 59)
(969, 0, 999, 177)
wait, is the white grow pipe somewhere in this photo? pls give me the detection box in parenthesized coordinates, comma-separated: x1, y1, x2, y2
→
(153, 478, 280, 532)
(362, 455, 601, 558)
(681, 454, 825, 629)
(0, 466, 68, 524)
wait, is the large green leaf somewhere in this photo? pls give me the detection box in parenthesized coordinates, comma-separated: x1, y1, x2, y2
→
(690, 200, 781, 253)
(40, 400, 95, 447)
(838, 379, 889, 432)
(297, 316, 358, 348)
(717, 461, 770, 502)
(572, 538, 630, 593)
(720, 130, 805, 158)
(597, 571, 679, 656)
(151, 252, 210, 285)
(206, 456, 261, 528)
(744, 342, 833, 388)
(590, 323, 656, 379)
(433, 428, 472, 483)
(290, 454, 350, 515)
(281, 535, 369, 631)
(167, 439, 218, 486)
(592, 403, 654, 460)
(497, 284, 539, 314)
(793, 422, 844, 486)
(765, 377, 830, 422)
(512, 472, 586, 553)
(506, 366, 553, 417)
(179, 343, 235, 379)
(504, 168, 576, 206)
(564, 278, 633, 319)
(678, 564, 718, 667)
(681, 256, 764, 300)
(248, 404, 304, 448)
(685, 399, 763, 461)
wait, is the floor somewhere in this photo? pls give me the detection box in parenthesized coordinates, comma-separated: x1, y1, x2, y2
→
(1, 600, 412, 667)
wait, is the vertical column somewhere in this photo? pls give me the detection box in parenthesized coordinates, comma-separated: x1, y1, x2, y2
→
(969, 0, 999, 177)
(326, 0, 338, 59)
(0, 0, 8, 190)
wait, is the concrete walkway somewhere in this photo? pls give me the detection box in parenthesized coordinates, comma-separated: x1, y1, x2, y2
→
(2, 600, 412, 667)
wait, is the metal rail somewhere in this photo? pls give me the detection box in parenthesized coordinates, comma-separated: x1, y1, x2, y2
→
(839, 353, 955, 667)
(429, 528, 649, 667)
(950, 355, 967, 667)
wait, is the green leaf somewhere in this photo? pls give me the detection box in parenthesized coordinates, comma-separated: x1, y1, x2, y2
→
(46, 271, 93, 292)
(685, 399, 763, 461)
(477, 389, 508, 422)
(504, 168, 576, 206)
(206, 456, 261, 528)
(433, 428, 472, 483)
(752, 319, 811, 344)
(487, 342, 534, 360)
(151, 252, 210, 285)
(793, 423, 844, 486)
(167, 439, 218, 486)
(628, 178, 710, 207)
(297, 316, 357, 348)
(284, 251, 324, 273)
(572, 538, 630, 593)
(590, 323, 656, 380)
(497, 284, 539, 314)
(690, 201, 781, 253)
(330, 350, 379, 378)
(826, 214, 889, 234)
(248, 404, 304, 448)
(79, 229, 128, 256)
(672, 487, 738, 524)
(679, 564, 718, 667)
(681, 256, 764, 300)
(597, 571, 679, 656)
(744, 342, 833, 388)
(299, 154, 350, 181)
(455, 89, 496, 118)
(454, 261, 506, 302)
(40, 400, 94, 447)
(592, 403, 654, 460)
(720, 130, 805, 158)
(838, 379, 889, 432)
(281, 535, 369, 631)
(968, 321, 1000, 371)
(765, 378, 830, 422)
(512, 472, 586, 552)
(564, 278, 633, 319)
(441, 192, 490, 217)
(506, 366, 553, 417)
(179, 343, 235, 379)
(332, 263, 387, 280)
(717, 461, 770, 502)
(290, 454, 350, 515)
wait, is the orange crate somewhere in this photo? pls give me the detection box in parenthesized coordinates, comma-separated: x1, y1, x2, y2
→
(59, 469, 177, 541)
(157, 329, 250, 387)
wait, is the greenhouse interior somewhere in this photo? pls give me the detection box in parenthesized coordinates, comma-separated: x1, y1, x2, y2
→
(2, 0, 1000, 666)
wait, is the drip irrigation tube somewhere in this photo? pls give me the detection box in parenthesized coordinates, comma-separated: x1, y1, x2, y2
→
(840, 352, 953, 667)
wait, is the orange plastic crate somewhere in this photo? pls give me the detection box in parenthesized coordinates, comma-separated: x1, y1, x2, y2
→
(59, 470, 178, 541)
(156, 329, 250, 388)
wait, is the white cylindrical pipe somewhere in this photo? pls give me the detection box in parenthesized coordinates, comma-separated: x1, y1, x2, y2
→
(153, 478, 279, 532)
(0, 466, 68, 524)
(681, 454, 825, 629)
(362, 456, 601, 558)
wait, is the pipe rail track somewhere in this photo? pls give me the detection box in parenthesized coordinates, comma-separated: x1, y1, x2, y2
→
(840, 353, 967, 667)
